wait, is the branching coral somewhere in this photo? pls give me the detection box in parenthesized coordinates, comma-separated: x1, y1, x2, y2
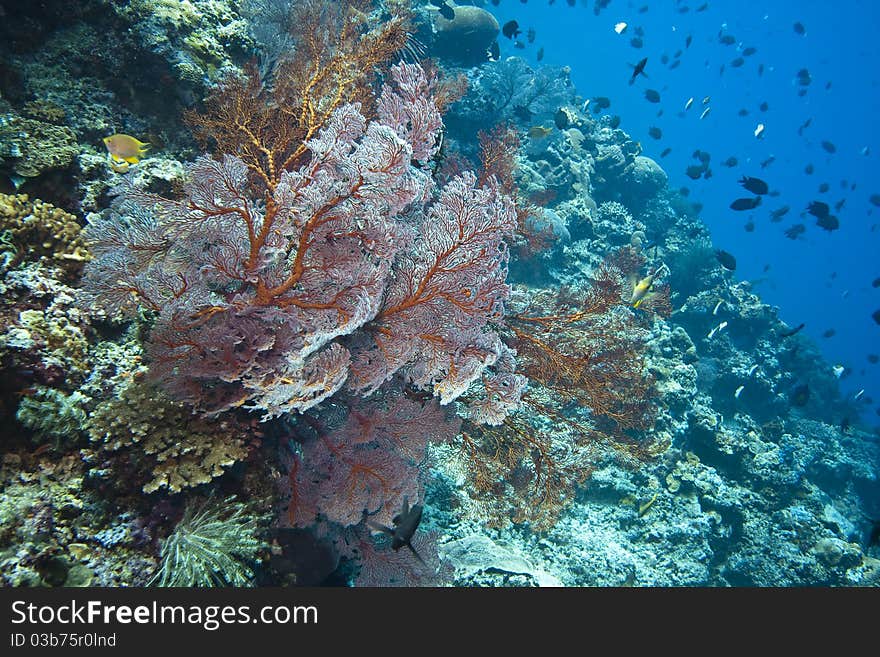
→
(0, 193, 90, 278)
(86, 380, 252, 494)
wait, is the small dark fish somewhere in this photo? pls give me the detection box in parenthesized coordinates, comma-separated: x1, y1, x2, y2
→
(742, 47, 757, 56)
(759, 101, 769, 112)
(686, 165, 705, 180)
(874, 309, 880, 326)
(869, 194, 880, 207)
(784, 224, 805, 239)
(793, 22, 806, 36)
(744, 220, 755, 232)
(868, 354, 879, 364)
(780, 322, 806, 337)
(685, 34, 693, 48)
(723, 157, 738, 167)
(367, 499, 426, 565)
(593, 96, 611, 109)
(770, 206, 790, 222)
(715, 249, 737, 271)
(731, 57, 745, 68)
(527, 28, 536, 44)
(719, 34, 736, 45)
(791, 384, 810, 407)
(608, 115, 621, 129)
(730, 197, 762, 211)
(796, 68, 812, 86)
(644, 89, 661, 103)
(840, 417, 850, 433)
(696, 3, 708, 11)
(629, 57, 648, 85)
(679, 186, 690, 197)
(740, 176, 769, 195)
(834, 199, 846, 212)
(758, 64, 764, 76)
(669, 60, 681, 70)
(737, 108, 749, 117)
(536, 47, 544, 61)
(822, 328, 836, 338)
(760, 156, 775, 169)
(818, 182, 830, 193)
(805, 163, 814, 175)
(661, 53, 669, 65)
(631, 37, 644, 48)
(502, 20, 521, 40)
(807, 200, 831, 219)
(694, 149, 711, 164)
(872, 277, 880, 288)
(648, 126, 662, 139)
(437, 2, 454, 20)
(821, 140, 837, 154)
(554, 108, 569, 130)
(660, 147, 672, 157)
(816, 214, 840, 231)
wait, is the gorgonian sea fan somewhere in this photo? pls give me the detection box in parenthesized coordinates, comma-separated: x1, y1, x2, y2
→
(83, 63, 522, 423)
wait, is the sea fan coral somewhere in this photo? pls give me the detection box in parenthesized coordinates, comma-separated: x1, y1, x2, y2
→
(83, 63, 521, 424)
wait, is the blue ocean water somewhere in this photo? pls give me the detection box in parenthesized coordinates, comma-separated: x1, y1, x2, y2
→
(492, 0, 880, 422)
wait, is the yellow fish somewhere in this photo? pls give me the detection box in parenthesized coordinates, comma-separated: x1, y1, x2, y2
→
(631, 264, 668, 308)
(527, 125, 553, 139)
(103, 134, 150, 166)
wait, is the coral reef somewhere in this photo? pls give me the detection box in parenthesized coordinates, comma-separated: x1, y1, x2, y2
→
(0, 0, 877, 590)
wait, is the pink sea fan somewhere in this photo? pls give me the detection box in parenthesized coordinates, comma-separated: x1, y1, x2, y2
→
(348, 172, 518, 404)
(288, 392, 461, 528)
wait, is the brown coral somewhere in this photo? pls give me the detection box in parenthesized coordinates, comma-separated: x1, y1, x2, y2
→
(86, 380, 253, 494)
(0, 193, 90, 278)
(186, 0, 410, 194)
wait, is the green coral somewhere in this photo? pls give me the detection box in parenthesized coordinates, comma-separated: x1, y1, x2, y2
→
(86, 381, 250, 494)
(153, 497, 264, 587)
(16, 386, 89, 441)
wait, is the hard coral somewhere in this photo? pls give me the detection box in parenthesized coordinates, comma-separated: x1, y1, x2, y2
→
(86, 380, 251, 494)
(0, 193, 90, 278)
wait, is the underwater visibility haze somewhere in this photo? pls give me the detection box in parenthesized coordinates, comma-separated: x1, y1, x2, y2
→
(0, 0, 878, 588)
